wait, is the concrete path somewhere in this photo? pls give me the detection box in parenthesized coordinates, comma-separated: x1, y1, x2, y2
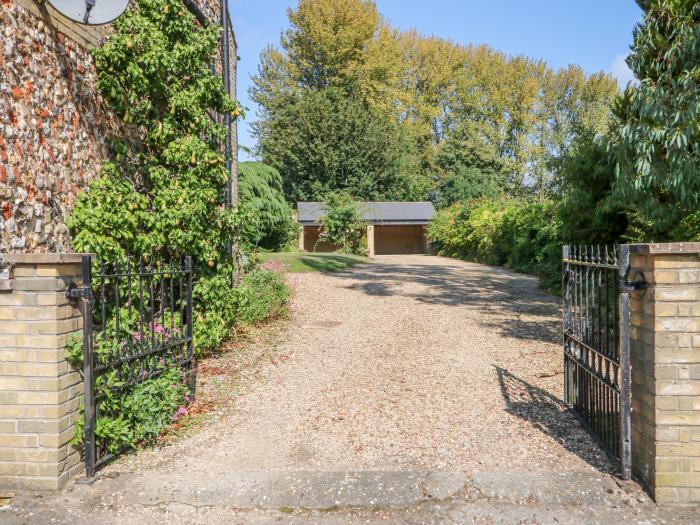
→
(5, 256, 698, 523)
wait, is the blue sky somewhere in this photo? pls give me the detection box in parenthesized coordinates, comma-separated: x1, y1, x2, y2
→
(230, 0, 643, 161)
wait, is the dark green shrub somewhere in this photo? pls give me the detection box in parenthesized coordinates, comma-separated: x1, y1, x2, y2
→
(72, 368, 188, 454)
(428, 198, 562, 292)
(239, 162, 295, 250)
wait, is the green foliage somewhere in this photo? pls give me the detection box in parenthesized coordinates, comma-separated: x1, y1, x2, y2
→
(558, 132, 630, 244)
(607, 0, 700, 237)
(69, 0, 242, 264)
(433, 131, 507, 208)
(193, 267, 290, 350)
(192, 266, 238, 351)
(231, 269, 290, 325)
(72, 368, 188, 454)
(66, 0, 256, 353)
(251, 0, 618, 203)
(239, 162, 294, 249)
(124, 369, 188, 443)
(428, 199, 562, 291)
(256, 88, 424, 202)
(319, 192, 367, 255)
(65, 334, 84, 369)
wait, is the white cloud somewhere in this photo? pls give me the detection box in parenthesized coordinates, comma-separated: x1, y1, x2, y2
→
(610, 54, 637, 89)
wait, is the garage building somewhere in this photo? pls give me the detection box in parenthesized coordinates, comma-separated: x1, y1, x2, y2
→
(297, 202, 436, 256)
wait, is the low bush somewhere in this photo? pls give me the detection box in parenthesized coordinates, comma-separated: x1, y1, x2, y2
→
(194, 267, 290, 352)
(71, 367, 189, 455)
(428, 198, 562, 292)
(318, 191, 367, 255)
(231, 268, 290, 326)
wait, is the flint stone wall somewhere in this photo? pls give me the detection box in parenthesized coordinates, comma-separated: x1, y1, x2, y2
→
(0, 0, 237, 255)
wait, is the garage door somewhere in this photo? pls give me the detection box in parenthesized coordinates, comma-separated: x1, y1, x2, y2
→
(374, 225, 426, 255)
(303, 226, 336, 252)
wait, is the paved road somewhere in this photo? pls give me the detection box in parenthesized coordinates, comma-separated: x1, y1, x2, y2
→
(5, 256, 697, 523)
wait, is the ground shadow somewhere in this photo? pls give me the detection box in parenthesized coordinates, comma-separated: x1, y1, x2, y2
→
(328, 257, 560, 344)
(298, 255, 368, 273)
(494, 366, 616, 475)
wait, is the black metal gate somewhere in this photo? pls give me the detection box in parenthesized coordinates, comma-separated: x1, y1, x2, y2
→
(562, 245, 633, 479)
(70, 255, 194, 478)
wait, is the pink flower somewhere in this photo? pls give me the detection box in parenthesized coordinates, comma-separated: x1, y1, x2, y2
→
(132, 332, 142, 342)
(149, 322, 166, 334)
(260, 261, 286, 273)
(159, 358, 165, 366)
(172, 406, 188, 421)
(140, 369, 149, 378)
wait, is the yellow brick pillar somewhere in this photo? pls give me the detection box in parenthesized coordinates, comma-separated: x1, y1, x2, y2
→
(629, 242, 700, 504)
(367, 225, 375, 257)
(0, 254, 88, 490)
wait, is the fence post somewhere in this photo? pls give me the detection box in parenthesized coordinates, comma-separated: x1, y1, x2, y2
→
(80, 256, 96, 481)
(619, 244, 633, 480)
(185, 256, 195, 399)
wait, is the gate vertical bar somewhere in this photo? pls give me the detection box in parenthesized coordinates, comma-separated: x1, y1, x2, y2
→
(562, 245, 570, 406)
(619, 244, 632, 480)
(81, 255, 96, 480)
(185, 256, 195, 400)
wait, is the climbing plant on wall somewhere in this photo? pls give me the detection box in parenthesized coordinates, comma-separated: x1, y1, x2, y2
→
(67, 0, 247, 351)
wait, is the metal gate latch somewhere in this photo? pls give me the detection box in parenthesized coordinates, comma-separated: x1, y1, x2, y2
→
(65, 283, 93, 303)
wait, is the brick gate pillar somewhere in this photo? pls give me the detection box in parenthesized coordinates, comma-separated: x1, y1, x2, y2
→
(367, 225, 375, 257)
(0, 254, 88, 490)
(629, 242, 700, 504)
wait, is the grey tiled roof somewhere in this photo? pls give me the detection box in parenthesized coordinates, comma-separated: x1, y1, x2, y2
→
(297, 201, 436, 225)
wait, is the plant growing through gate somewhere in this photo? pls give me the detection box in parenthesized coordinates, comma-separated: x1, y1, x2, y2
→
(318, 192, 367, 255)
(62, 0, 285, 457)
(67, 0, 249, 353)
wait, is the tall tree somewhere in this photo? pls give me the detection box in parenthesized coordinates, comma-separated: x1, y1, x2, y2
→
(608, 0, 700, 236)
(251, 0, 422, 201)
(533, 66, 619, 195)
(260, 88, 424, 202)
(251, 0, 618, 205)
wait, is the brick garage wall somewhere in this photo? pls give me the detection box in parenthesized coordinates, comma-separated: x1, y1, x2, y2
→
(0, 0, 238, 254)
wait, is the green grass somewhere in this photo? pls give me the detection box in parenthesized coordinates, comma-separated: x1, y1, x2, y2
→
(256, 251, 369, 273)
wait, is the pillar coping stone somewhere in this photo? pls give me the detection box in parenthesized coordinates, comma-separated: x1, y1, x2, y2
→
(629, 243, 700, 255)
(3, 254, 94, 265)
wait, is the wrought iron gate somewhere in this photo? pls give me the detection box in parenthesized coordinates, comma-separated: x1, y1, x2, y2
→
(562, 245, 634, 479)
(69, 255, 194, 479)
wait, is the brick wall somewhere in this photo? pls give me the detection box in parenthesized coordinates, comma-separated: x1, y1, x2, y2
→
(0, 254, 85, 490)
(0, 0, 238, 254)
(630, 243, 700, 504)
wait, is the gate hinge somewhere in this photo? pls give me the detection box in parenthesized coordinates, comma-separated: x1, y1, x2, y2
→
(623, 271, 648, 292)
(65, 283, 93, 302)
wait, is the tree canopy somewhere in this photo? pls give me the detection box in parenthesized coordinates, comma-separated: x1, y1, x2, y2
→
(607, 0, 700, 237)
(239, 162, 293, 249)
(251, 0, 619, 205)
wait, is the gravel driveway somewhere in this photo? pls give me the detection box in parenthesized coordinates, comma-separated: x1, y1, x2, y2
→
(6, 255, 698, 524)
